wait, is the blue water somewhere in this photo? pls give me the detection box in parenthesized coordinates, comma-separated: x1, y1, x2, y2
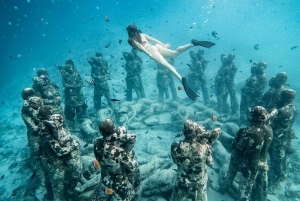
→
(0, 0, 299, 200)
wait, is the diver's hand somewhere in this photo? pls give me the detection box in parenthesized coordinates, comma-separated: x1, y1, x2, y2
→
(164, 43, 171, 49)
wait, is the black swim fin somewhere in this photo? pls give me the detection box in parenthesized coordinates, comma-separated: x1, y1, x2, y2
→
(191, 39, 215, 48)
(182, 77, 199, 100)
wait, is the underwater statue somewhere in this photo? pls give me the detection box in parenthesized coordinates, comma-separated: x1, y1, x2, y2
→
(32, 68, 64, 116)
(171, 120, 220, 201)
(123, 49, 146, 101)
(215, 53, 239, 115)
(268, 89, 297, 194)
(156, 57, 178, 101)
(259, 72, 288, 112)
(240, 61, 268, 122)
(220, 106, 273, 201)
(58, 59, 88, 123)
(188, 49, 210, 105)
(87, 52, 111, 110)
(90, 119, 140, 201)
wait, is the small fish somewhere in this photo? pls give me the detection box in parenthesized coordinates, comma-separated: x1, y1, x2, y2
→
(122, 65, 124, 67)
(145, 130, 149, 134)
(254, 44, 259, 50)
(119, 39, 122, 44)
(9, 56, 15, 59)
(82, 38, 86, 42)
(120, 58, 124, 60)
(2, 102, 4, 104)
(250, 60, 252, 63)
(212, 31, 218, 39)
(291, 46, 298, 50)
(210, 95, 213, 98)
(278, 66, 283, 68)
(30, 171, 37, 179)
(16, 54, 22, 58)
(110, 55, 114, 58)
(105, 43, 110, 48)
(168, 154, 171, 159)
(194, 111, 196, 115)
(83, 143, 89, 148)
(92, 159, 100, 169)
(286, 84, 290, 86)
(90, 16, 95, 20)
(157, 136, 162, 140)
(104, 16, 110, 22)
(186, 64, 191, 67)
(105, 188, 114, 195)
(68, 49, 72, 53)
(110, 99, 120, 102)
(86, 79, 95, 86)
(210, 85, 215, 88)
(277, 133, 284, 138)
(178, 86, 183, 90)
(85, 73, 90, 76)
(11, 192, 16, 197)
(232, 49, 235, 51)
(213, 58, 216, 61)
(239, 70, 243, 73)
(212, 116, 217, 122)
(120, 111, 127, 114)
(0, 175, 4, 180)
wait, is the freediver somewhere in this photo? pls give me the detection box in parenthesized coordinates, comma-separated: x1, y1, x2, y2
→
(126, 24, 215, 100)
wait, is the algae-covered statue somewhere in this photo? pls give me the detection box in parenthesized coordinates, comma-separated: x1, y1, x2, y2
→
(38, 108, 84, 201)
(268, 89, 297, 194)
(123, 49, 145, 101)
(87, 52, 111, 110)
(58, 59, 88, 122)
(188, 49, 209, 105)
(32, 68, 64, 116)
(240, 61, 267, 122)
(171, 120, 220, 201)
(156, 57, 178, 101)
(215, 53, 239, 115)
(220, 106, 274, 201)
(90, 119, 140, 201)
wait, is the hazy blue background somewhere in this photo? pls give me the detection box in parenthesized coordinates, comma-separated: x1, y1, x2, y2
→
(0, 0, 299, 121)
(0, 0, 299, 109)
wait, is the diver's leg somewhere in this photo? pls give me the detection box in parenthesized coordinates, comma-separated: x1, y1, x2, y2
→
(148, 46, 182, 81)
(148, 46, 198, 99)
(156, 44, 194, 58)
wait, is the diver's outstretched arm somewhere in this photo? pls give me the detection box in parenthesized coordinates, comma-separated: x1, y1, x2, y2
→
(131, 39, 154, 59)
(143, 34, 165, 46)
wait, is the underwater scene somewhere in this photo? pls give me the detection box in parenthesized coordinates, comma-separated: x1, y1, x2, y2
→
(0, 0, 299, 200)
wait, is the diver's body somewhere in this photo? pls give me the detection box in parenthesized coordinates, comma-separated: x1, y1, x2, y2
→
(126, 24, 215, 100)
